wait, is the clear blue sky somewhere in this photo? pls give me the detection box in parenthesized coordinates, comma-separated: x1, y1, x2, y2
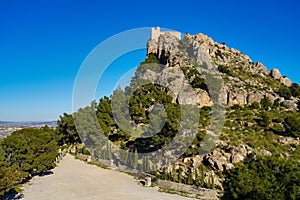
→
(0, 0, 299, 121)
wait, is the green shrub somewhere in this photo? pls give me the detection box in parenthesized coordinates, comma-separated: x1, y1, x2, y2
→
(250, 102, 260, 109)
(290, 83, 300, 97)
(218, 65, 234, 76)
(260, 96, 272, 109)
(284, 113, 300, 138)
(278, 85, 292, 100)
(258, 111, 272, 128)
(222, 155, 300, 200)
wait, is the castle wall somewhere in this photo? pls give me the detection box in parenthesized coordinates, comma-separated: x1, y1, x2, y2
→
(151, 27, 161, 40)
(151, 27, 181, 41)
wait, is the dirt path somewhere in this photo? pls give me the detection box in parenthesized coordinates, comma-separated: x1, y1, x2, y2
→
(21, 154, 194, 200)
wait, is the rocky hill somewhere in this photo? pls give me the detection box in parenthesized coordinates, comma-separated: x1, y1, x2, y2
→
(146, 31, 298, 109)
(3, 30, 298, 200)
(68, 29, 300, 199)
(128, 30, 300, 198)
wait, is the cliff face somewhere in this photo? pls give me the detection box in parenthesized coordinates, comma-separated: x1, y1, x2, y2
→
(73, 29, 299, 197)
(145, 32, 298, 110)
(136, 30, 300, 193)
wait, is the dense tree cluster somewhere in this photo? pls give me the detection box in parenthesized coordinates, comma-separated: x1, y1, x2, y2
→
(0, 113, 84, 196)
(222, 155, 300, 200)
(277, 82, 300, 100)
(290, 83, 300, 98)
(284, 112, 300, 138)
(0, 127, 59, 195)
(56, 113, 81, 145)
(278, 85, 292, 100)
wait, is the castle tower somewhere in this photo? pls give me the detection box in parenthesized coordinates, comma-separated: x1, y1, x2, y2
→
(151, 27, 161, 40)
(150, 26, 181, 41)
(147, 27, 181, 56)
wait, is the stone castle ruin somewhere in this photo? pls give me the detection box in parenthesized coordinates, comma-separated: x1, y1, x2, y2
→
(147, 27, 181, 60)
(150, 27, 181, 41)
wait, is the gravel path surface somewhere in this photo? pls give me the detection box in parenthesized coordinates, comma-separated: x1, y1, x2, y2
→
(21, 154, 194, 200)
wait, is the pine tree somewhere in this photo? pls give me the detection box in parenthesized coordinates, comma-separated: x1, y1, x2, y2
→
(162, 167, 168, 180)
(187, 168, 193, 185)
(106, 142, 112, 160)
(200, 165, 205, 187)
(178, 167, 183, 183)
(210, 174, 215, 189)
(142, 157, 147, 171)
(172, 165, 177, 182)
(132, 149, 138, 169)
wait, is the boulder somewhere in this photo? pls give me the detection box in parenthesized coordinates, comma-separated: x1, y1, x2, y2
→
(257, 149, 272, 156)
(282, 100, 297, 110)
(278, 136, 300, 145)
(271, 68, 282, 80)
(280, 76, 292, 87)
(191, 155, 203, 168)
(230, 153, 245, 164)
(205, 154, 227, 171)
(230, 145, 249, 164)
(224, 163, 235, 171)
(196, 88, 212, 107)
(247, 92, 265, 104)
(203, 171, 223, 190)
(266, 93, 278, 103)
(254, 62, 269, 75)
(228, 89, 248, 106)
(204, 149, 228, 172)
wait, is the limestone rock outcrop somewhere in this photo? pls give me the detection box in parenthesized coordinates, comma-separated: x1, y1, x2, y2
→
(143, 29, 299, 195)
(268, 68, 292, 86)
(280, 76, 292, 87)
(144, 29, 300, 115)
(271, 68, 282, 80)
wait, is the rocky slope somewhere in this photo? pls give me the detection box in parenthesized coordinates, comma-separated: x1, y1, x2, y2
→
(146, 32, 298, 109)
(136, 30, 300, 195)
(71, 30, 299, 199)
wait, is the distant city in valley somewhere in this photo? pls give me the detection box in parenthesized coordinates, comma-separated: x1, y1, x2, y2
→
(0, 121, 57, 139)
